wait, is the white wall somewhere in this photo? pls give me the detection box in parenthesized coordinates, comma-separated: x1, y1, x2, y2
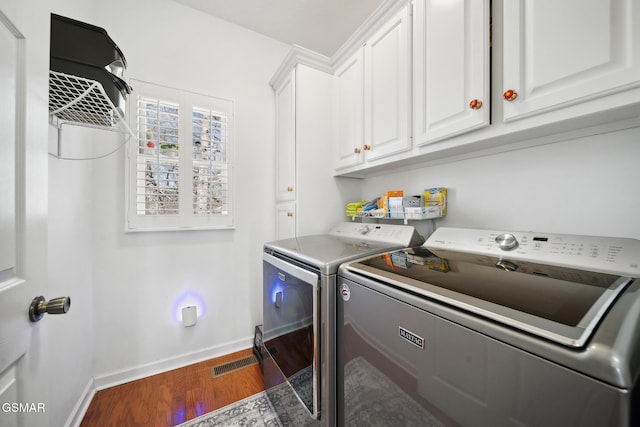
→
(47, 3, 97, 427)
(46, 0, 289, 424)
(42, 0, 640, 425)
(87, 0, 290, 385)
(361, 126, 640, 239)
(48, 128, 98, 427)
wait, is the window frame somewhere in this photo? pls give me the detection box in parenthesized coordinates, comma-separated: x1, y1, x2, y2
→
(125, 79, 235, 232)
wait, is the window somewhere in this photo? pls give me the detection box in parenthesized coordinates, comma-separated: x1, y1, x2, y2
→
(126, 80, 234, 231)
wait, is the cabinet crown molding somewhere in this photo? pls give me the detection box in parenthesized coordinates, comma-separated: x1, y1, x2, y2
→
(331, 0, 410, 68)
(270, 45, 332, 90)
(269, 0, 410, 90)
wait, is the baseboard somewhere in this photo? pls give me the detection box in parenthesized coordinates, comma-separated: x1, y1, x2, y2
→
(67, 337, 254, 426)
(65, 378, 96, 427)
(92, 336, 254, 391)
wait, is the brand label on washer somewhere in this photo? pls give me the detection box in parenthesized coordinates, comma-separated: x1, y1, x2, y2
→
(399, 327, 424, 349)
(340, 283, 351, 301)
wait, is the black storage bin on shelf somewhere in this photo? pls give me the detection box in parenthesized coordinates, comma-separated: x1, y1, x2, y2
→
(50, 13, 131, 118)
(50, 13, 127, 71)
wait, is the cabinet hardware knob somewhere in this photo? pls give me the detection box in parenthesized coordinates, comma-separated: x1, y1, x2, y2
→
(287, 186, 293, 192)
(503, 89, 518, 101)
(287, 212, 294, 217)
(469, 99, 483, 110)
(353, 147, 361, 154)
(363, 144, 371, 151)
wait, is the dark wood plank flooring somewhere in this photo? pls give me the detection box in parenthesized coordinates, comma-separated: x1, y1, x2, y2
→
(80, 348, 263, 427)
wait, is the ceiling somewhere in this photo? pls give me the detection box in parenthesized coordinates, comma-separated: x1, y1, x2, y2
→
(172, 0, 386, 57)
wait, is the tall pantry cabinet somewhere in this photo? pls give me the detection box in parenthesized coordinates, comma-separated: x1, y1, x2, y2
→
(272, 60, 344, 239)
(274, 69, 296, 239)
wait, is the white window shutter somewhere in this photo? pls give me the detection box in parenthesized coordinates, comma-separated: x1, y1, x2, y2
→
(126, 80, 234, 231)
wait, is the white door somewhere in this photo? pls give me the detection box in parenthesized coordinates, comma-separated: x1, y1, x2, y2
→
(275, 69, 296, 202)
(502, 0, 640, 121)
(363, 4, 412, 162)
(275, 203, 296, 240)
(414, 0, 490, 145)
(334, 48, 365, 170)
(0, 5, 49, 427)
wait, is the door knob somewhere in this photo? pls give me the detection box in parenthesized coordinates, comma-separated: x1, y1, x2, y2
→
(29, 296, 71, 322)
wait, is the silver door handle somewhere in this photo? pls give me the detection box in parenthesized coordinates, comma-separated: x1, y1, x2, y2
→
(29, 296, 71, 322)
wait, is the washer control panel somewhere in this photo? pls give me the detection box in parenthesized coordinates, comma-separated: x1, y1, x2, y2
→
(426, 227, 640, 277)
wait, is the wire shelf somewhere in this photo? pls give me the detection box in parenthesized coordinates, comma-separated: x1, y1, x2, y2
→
(49, 70, 134, 133)
(48, 70, 135, 159)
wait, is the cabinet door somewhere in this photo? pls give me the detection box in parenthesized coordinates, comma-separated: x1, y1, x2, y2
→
(334, 49, 365, 170)
(414, 0, 490, 146)
(502, 0, 640, 122)
(275, 203, 296, 240)
(364, 4, 412, 161)
(275, 69, 296, 201)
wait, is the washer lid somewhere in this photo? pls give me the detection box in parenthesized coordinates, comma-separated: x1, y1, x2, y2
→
(346, 246, 632, 348)
(264, 222, 424, 274)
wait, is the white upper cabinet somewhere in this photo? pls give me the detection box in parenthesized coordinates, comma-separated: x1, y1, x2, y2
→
(502, 0, 640, 122)
(414, 0, 490, 146)
(275, 69, 296, 202)
(334, 48, 365, 170)
(330, 0, 639, 177)
(334, 3, 412, 172)
(363, 4, 412, 161)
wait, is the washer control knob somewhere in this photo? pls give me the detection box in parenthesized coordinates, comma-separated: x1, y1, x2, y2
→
(359, 225, 370, 235)
(495, 233, 518, 251)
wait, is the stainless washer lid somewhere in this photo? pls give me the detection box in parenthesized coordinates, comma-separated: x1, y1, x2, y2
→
(344, 246, 632, 348)
(342, 227, 640, 348)
(264, 222, 424, 275)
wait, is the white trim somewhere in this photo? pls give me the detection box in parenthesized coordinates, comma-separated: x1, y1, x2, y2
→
(125, 79, 235, 232)
(92, 336, 253, 391)
(269, 45, 332, 90)
(67, 337, 254, 425)
(65, 378, 95, 427)
(269, 1, 411, 89)
(331, 0, 411, 69)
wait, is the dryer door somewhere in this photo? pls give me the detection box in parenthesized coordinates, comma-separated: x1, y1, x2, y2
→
(263, 252, 320, 419)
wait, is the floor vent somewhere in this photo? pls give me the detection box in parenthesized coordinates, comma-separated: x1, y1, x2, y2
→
(211, 354, 258, 378)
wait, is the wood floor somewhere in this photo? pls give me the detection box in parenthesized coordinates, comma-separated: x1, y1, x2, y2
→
(80, 348, 264, 427)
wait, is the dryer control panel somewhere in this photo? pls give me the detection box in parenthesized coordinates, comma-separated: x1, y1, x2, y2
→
(330, 222, 424, 247)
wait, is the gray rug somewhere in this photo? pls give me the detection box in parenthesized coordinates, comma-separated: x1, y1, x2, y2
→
(263, 368, 319, 427)
(177, 357, 444, 426)
(175, 392, 281, 427)
(344, 357, 445, 427)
